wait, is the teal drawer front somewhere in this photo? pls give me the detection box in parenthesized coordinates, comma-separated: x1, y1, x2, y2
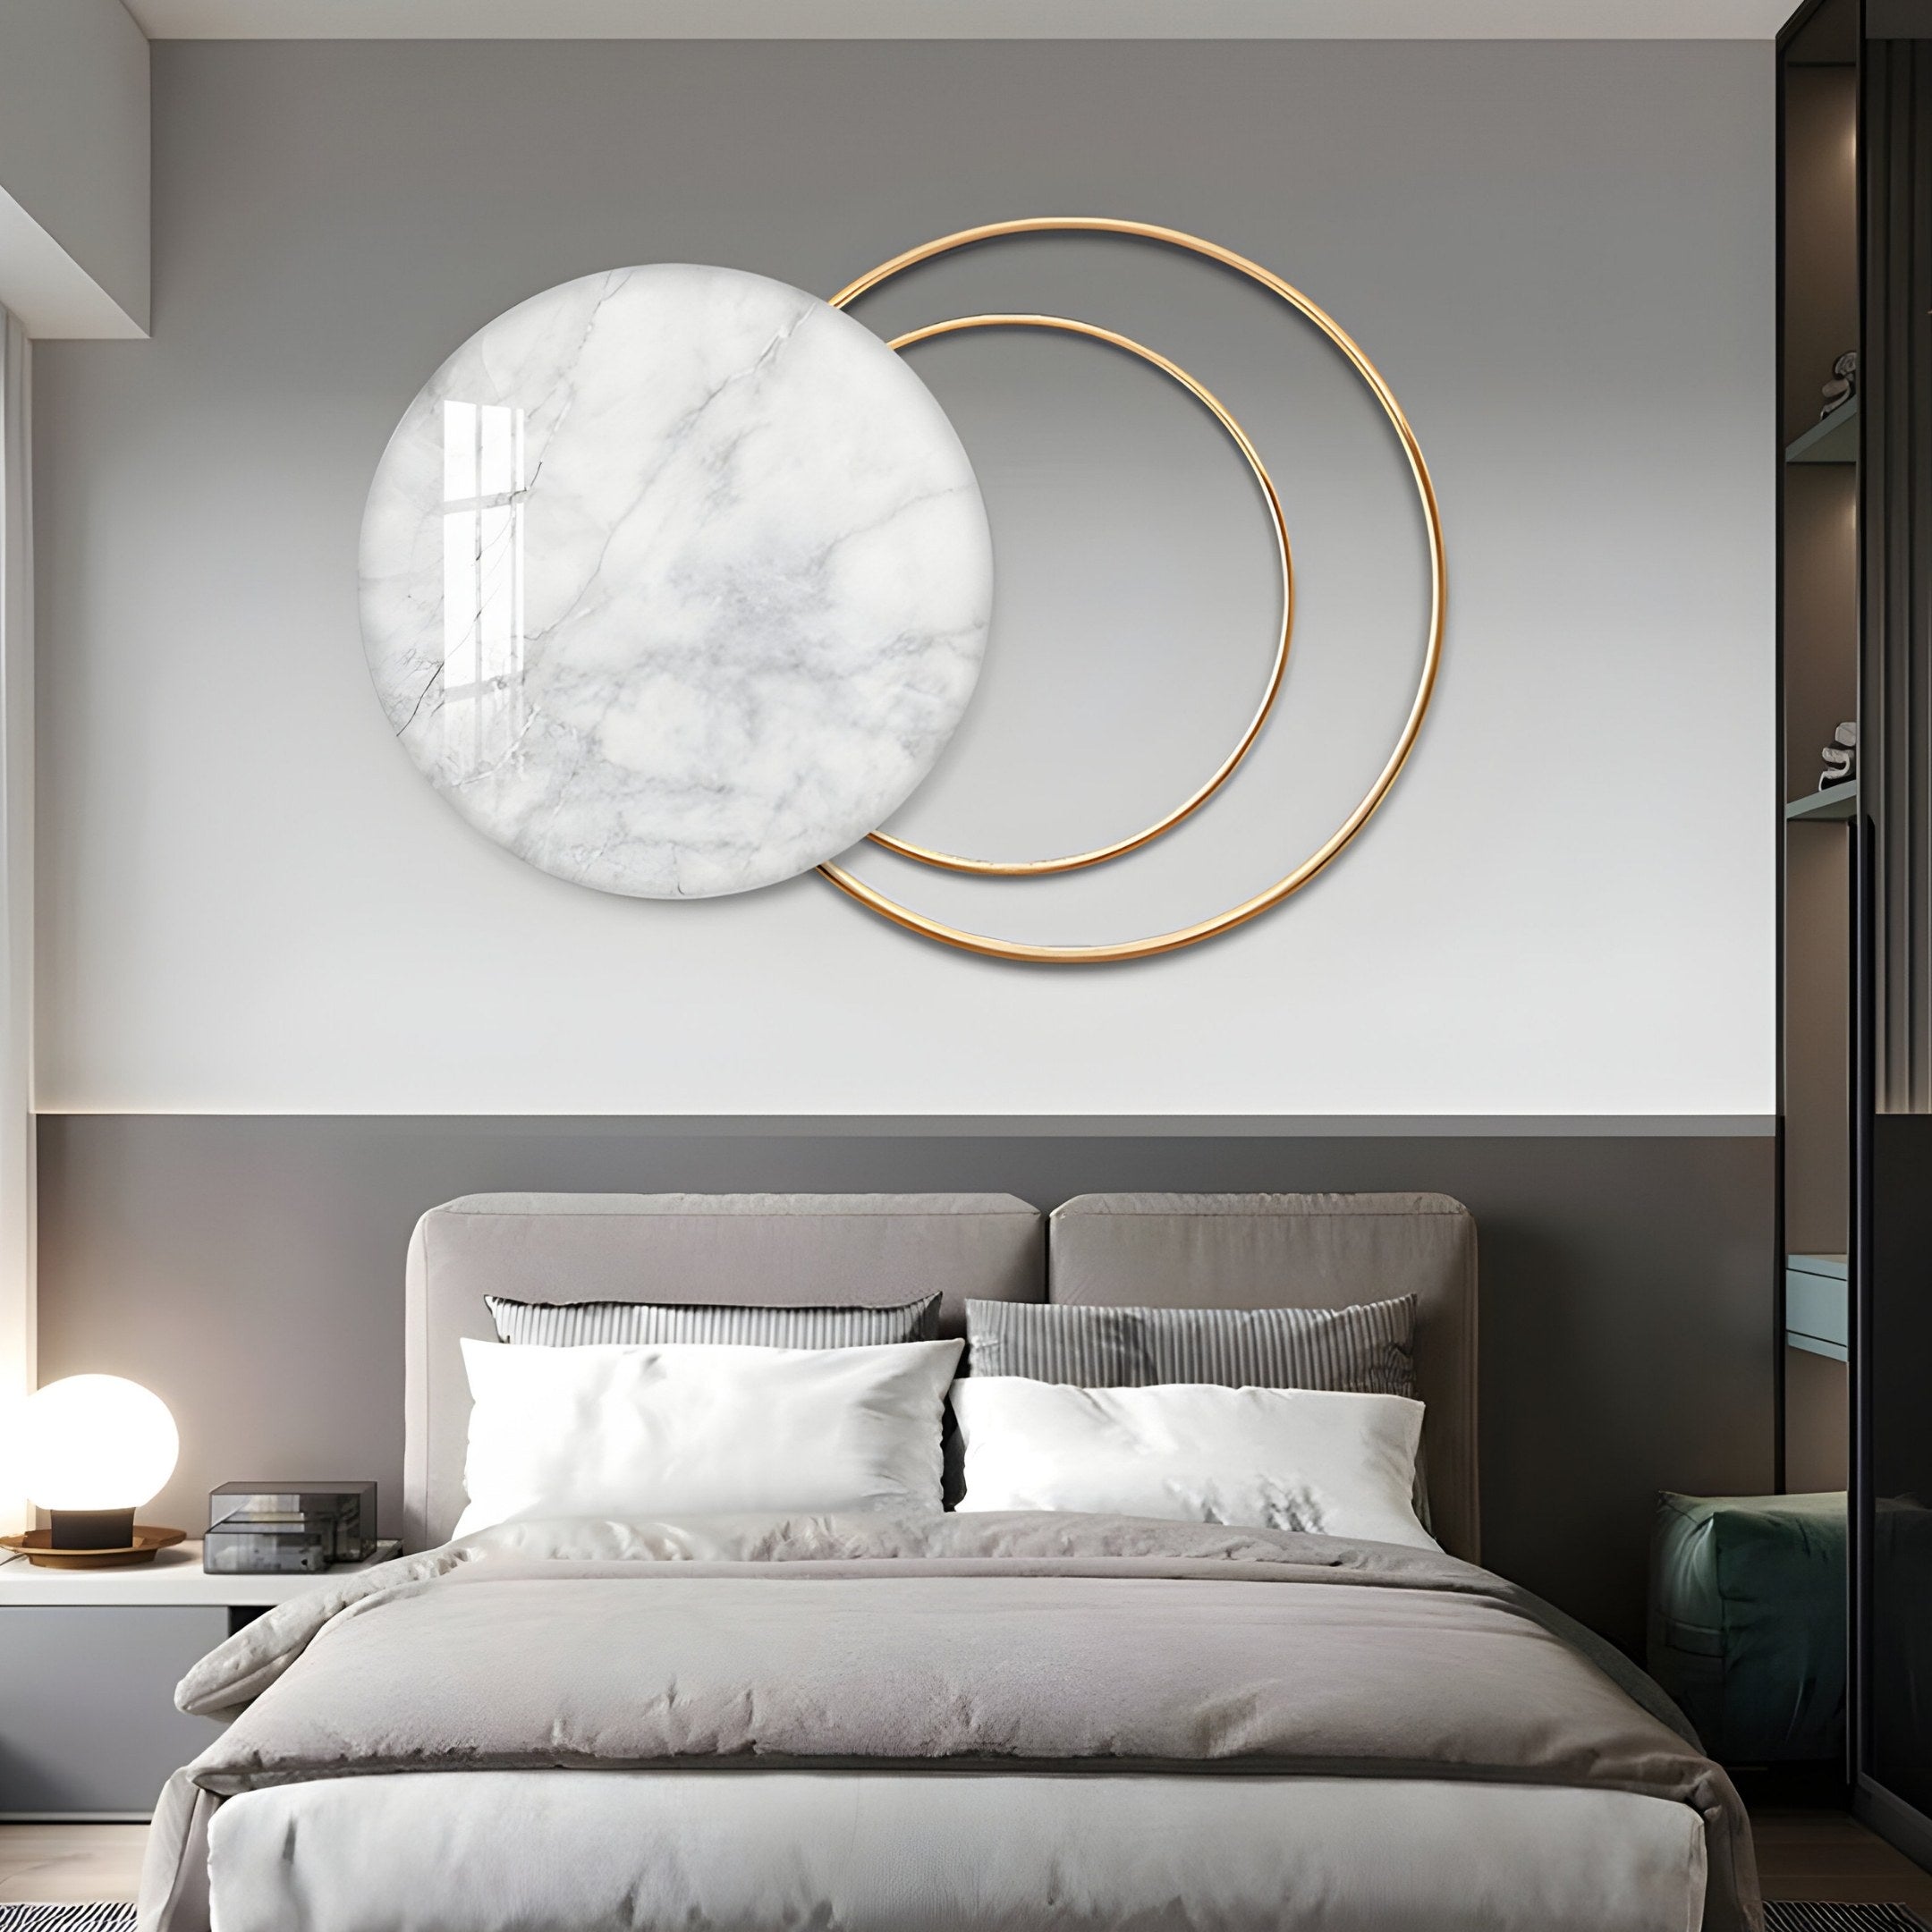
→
(1787, 1254, 1849, 1362)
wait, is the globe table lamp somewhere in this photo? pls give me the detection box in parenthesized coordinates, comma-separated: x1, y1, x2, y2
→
(3, 1374, 185, 1567)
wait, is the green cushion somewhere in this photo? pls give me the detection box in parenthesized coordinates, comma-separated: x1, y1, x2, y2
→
(1648, 1490, 1845, 1765)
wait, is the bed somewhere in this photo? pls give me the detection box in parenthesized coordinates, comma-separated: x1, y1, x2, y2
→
(137, 1190, 1760, 1932)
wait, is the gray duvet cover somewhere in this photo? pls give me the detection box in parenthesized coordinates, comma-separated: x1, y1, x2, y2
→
(139, 1513, 1759, 1932)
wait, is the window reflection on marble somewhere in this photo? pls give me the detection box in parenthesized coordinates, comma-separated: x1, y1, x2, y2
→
(440, 399, 527, 779)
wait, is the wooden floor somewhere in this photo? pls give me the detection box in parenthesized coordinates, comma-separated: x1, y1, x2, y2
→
(3, 1806, 1930, 1910)
(0, 1823, 148, 1903)
(1755, 1807, 1932, 1913)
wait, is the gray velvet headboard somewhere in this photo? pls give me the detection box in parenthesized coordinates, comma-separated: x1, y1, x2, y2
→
(403, 1189, 1479, 1563)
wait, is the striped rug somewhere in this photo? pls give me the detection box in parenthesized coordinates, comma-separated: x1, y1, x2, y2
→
(1765, 1907, 1928, 1930)
(0, 1909, 136, 1932)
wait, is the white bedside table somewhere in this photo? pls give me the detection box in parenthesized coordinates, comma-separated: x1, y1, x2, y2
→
(0, 1540, 393, 1822)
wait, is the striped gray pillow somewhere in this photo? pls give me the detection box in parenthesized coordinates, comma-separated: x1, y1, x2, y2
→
(963, 1296, 1416, 1396)
(485, 1294, 942, 1349)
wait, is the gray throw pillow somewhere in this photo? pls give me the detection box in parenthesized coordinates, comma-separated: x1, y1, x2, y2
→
(963, 1295, 1416, 1396)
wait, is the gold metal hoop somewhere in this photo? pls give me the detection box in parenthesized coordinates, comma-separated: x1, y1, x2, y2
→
(866, 313, 1293, 877)
(819, 216, 1446, 965)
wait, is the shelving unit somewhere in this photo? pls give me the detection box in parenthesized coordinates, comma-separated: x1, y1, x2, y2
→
(1776, 0, 1857, 1506)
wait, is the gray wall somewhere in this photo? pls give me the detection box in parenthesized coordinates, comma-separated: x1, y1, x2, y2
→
(36, 1116, 1774, 1653)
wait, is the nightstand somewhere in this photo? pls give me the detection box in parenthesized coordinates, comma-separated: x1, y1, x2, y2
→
(0, 1540, 389, 1821)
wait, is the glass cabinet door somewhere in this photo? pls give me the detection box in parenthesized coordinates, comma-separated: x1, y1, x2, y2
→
(1855, 7, 1932, 1862)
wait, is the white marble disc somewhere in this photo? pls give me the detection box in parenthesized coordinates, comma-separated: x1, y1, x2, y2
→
(359, 264, 993, 898)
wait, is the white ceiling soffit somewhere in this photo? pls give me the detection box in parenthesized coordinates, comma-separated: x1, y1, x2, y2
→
(0, 183, 145, 339)
(123, 0, 1800, 40)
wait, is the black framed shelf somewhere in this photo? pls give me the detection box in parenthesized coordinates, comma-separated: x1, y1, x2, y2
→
(1786, 780, 1860, 821)
(1786, 395, 1859, 464)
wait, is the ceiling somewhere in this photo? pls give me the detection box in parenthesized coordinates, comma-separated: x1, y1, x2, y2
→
(123, 0, 1800, 39)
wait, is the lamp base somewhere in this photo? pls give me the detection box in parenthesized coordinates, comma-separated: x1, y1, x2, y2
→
(51, 1507, 135, 1550)
(2, 1524, 186, 1569)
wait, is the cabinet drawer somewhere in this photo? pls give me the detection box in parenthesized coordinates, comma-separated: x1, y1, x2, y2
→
(0, 1606, 228, 1818)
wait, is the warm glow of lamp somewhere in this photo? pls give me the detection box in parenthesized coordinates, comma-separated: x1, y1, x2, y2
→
(11, 1375, 181, 1563)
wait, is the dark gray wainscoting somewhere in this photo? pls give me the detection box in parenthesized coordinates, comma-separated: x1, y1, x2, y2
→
(35, 1115, 1775, 1651)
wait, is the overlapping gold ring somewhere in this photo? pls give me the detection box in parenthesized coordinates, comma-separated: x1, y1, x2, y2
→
(869, 315, 1293, 877)
(819, 216, 1446, 965)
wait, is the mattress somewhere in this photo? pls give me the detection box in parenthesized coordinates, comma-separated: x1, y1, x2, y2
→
(207, 1768, 1710, 1932)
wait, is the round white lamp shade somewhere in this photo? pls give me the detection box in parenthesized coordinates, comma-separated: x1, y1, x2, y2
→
(19, 1374, 179, 1512)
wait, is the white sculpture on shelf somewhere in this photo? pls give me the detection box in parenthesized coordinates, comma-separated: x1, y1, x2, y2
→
(1819, 720, 1857, 791)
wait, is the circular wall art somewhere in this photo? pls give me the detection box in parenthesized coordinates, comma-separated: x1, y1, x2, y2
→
(359, 263, 993, 899)
(359, 223, 1444, 960)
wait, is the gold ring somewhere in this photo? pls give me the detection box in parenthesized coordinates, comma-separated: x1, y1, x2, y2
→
(819, 216, 1446, 965)
(867, 313, 1293, 877)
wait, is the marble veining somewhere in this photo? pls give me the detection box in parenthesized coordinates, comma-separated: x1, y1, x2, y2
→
(359, 264, 992, 897)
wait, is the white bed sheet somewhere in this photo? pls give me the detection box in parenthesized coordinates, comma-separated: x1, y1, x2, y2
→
(206, 1768, 1707, 1932)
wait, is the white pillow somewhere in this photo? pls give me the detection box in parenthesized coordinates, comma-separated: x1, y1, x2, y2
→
(454, 1337, 963, 1538)
(950, 1378, 1436, 1550)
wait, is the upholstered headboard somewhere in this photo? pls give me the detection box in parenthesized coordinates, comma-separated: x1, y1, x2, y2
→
(1049, 1193, 1480, 1563)
(404, 1188, 1479, 1562)
(402, 1191, 1046, 1548)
